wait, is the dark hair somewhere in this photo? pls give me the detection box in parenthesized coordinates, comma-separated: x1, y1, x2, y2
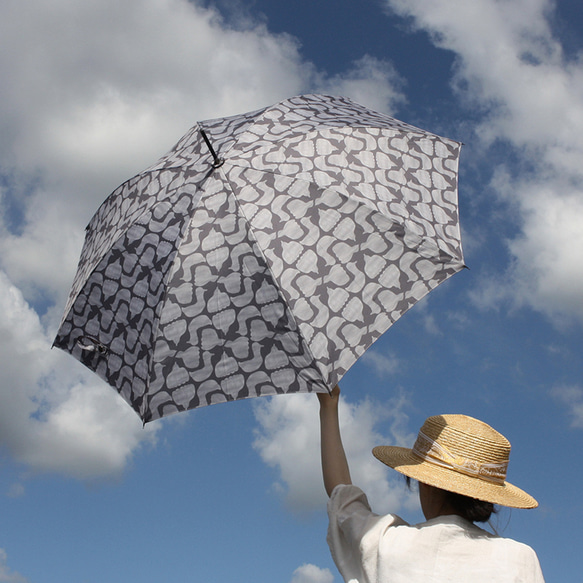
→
(405, 476, 497, 523)
(443, 489, 496, 523)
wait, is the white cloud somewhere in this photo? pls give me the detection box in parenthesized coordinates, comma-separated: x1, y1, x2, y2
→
(290, 563, 335, 583)
(361, 350, 400, 377)
(0, 0, 405, 480)
(314, 55, 406, 115)
(506, 183, 583, 323)
(6, 483, 25, 499)
(0, 190, 87, 305)
(384, 0, 583, 326)
(469, 178, 583, 325)
(0, 549, 29, 583)
(252, 392, 416, 514)
(552, 385, 583, 429)
(0, 0, 405, 306)
(0, 270, 158, 479)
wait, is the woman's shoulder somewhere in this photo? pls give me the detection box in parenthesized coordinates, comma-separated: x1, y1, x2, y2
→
(421, 516, 541, 563)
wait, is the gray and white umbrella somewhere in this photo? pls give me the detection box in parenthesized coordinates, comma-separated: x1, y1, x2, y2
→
(54, 94, 465, 423)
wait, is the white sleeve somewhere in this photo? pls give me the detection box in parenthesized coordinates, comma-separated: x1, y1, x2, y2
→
(327, 484, 407, 583)
(521, 543, 546, 583)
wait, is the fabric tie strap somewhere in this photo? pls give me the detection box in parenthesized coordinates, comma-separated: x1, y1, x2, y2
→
(412, 431, 508, 485)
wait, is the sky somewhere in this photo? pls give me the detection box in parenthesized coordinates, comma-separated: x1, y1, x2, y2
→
(0, 0, 582, 581)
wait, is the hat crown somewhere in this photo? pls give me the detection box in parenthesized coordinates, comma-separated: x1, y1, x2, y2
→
(415, 415, 511, 480)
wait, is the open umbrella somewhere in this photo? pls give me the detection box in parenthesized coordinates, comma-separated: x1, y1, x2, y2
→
(54, 94, 465, 423)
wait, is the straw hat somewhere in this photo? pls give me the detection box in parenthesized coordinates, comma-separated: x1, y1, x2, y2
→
(372, 414, 538, 509)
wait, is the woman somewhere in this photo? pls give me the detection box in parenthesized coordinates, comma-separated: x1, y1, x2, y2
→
(318, 386, 545, 582)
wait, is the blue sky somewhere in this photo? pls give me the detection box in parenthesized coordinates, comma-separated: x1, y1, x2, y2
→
(1, 0, 582, 581)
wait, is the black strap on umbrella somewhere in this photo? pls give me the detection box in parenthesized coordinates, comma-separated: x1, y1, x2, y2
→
(200, 128, 225, 169)
(76, 335, 108, 355)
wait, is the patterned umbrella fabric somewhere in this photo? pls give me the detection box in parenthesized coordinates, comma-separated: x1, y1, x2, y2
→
(54, 94, 465, 423)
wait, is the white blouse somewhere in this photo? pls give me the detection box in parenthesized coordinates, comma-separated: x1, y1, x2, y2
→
(327, 484, 545, 583)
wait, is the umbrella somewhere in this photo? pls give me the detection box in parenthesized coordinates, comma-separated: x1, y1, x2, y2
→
(54, 94, 465, 423)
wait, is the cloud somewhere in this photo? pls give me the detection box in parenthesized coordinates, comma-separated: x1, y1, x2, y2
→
(252, 392, 416, 514)
(361, 350, 400, 377)
(505, 183, 583, 323)
(0, 549, 28, 583)
(314, 55, 406, 115)
(0, 270, 158, 479)
(384, 0, 583, 326)
(290, 564, 335, 583)
(0, 0, 405, 306)
(552, 385, 583, 429)
(6, 483, 25, 499)
(0, 0, 304, 306)
(0, 0, 405, 479)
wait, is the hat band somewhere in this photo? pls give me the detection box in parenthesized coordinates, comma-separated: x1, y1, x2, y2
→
(412, 431, 508, 485)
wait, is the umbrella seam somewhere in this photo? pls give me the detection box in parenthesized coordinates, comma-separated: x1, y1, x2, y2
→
(141, 179, 208, 421)
(218, 168, 331, 391)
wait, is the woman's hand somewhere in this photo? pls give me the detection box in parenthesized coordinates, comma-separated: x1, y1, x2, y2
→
(317, 385, 340, 407)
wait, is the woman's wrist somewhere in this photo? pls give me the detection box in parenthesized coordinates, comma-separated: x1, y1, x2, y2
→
(317, 385, 340, 408)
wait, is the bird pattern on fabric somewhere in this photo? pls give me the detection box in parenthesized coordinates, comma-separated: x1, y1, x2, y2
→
(54, 94, 464, 422)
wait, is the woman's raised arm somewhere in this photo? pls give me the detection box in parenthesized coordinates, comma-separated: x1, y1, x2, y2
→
(318, 386, 352, 496)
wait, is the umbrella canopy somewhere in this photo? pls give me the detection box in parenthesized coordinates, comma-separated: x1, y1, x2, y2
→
(54, 94, 465, 423)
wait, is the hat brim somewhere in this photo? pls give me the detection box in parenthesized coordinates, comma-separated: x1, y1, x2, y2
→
(373, 445, 538, 509)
